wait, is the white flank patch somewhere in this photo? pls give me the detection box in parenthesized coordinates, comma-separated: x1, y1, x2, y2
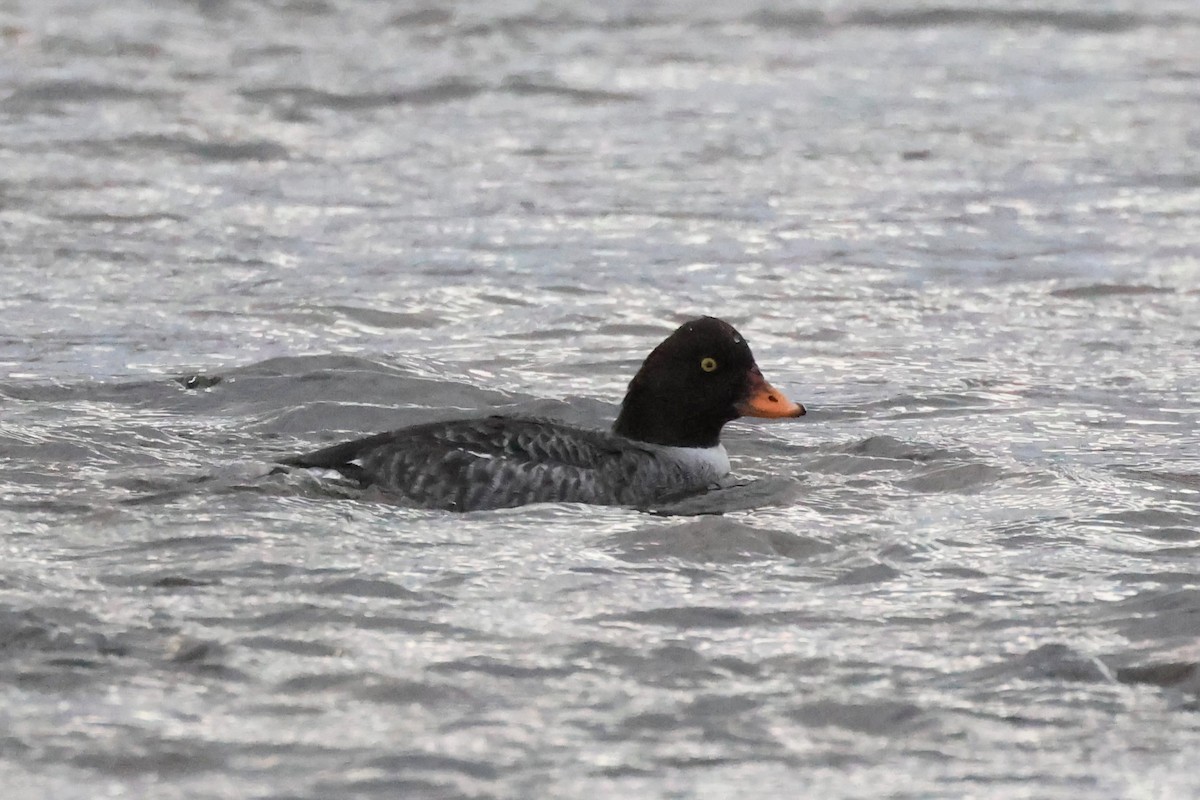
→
(652, 444, 731, 482)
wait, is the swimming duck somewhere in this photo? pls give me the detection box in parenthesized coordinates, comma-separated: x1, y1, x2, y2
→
(281, 316, 805, 511)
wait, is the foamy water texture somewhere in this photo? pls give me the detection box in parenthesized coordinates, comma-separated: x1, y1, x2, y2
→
(2, 1, 1199, 798)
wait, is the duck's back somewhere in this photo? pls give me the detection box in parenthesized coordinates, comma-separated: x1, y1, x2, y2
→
(283, 417, 718, 511)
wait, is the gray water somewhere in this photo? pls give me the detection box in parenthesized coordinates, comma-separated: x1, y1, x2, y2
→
(2, 1, 1200, 797)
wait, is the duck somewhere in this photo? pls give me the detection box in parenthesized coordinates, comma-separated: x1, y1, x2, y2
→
(280, 316, 805, 511)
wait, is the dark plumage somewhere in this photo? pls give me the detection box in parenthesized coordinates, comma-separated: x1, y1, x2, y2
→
(280, 317, 805, 511)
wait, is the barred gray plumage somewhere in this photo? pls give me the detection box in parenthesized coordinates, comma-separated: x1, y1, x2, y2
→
(283, 416, 725, 511)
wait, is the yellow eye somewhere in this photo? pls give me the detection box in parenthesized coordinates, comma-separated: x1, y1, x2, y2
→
(700, 357, 718, 373)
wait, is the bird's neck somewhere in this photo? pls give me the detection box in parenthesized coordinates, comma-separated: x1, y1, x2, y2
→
(612, 383, 725, 448)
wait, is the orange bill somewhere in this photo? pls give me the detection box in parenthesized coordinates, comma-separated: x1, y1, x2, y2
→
(736, 369, 806, 418)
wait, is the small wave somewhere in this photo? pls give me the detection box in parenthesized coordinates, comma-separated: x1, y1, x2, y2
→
(742, 10, 827, 32)
(240, 79, 484, 112)
(501, 76, 639, 104)
(650, 478, 808, 515)
(1104, 587, 1200, 643)
(832, 562, 900, 585)
(964, 644, 1116, 690)
(1117, 661, 1200, 695)
(593, 606, 824, 630)
(446, 12, 663, 37)
(1122, 469, 1200, 492)
(70, 740, 227, 776)
(387, 9, 454, 28)
(102, 133, 290, 162)
(362, 752, 500, 781)
(806, 435, 982, 480)
(1, 80, 169, 112)
(324, 305, 446, 330)
(1050, 284, 1174, 299)
(429, 655, 575, 679)
(229, 636, 337, 658)
(747, 8, 1169, 34)
(789, 699, 928, 735)
(899, 462, 1003, 493)
(596, 606, 752, 628)
(102, 533, 252, 556)
(843, 8, 1148, 33)
(1092, 507, 1200, 544)
(53, 211, 185, 225)
(567, 640, 764, 688)
(604, 518, 832, 563)
(837, 435, 967, 462)
(200, 353, 525, 430)
(98, 572, 217, 589)
(310, 576, 424, 601)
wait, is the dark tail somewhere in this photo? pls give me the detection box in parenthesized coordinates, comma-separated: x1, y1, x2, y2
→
(276, 430, 398, 483)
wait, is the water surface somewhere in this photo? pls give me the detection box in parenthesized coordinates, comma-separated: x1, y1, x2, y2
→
(2, 1, 1199, 797)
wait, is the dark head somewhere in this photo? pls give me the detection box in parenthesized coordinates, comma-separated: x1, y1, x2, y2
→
(612, 317, 806, 448)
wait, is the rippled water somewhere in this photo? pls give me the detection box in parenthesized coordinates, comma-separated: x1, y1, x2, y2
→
(3, 1, 1200, 797)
